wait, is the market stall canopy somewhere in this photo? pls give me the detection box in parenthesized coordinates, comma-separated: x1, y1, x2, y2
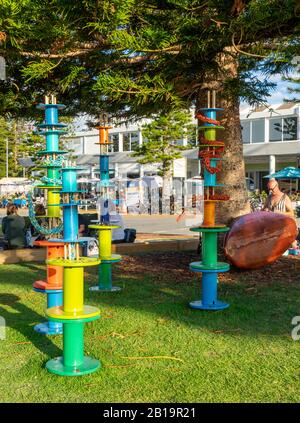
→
(18, 157, 35, 167)
(264, 167, 300, 179)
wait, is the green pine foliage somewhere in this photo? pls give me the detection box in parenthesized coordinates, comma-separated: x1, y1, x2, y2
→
(0, 117, 43, 178)
(1, 1, 299, 119)
(0, 0, 299, 219)
(132, 109, 196, 177)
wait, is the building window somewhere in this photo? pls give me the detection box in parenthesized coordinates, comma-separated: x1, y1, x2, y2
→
(269, 118, 282, 142)
(130, 132, 139, 151)
(241, 121, 250, 144)
(122, 132, 140, 151)
(242, 119, 265, 144)
(251, 119, 265, 143)
(269, 117, 298, 142)
(109, 134, 119, 152)
(123, 133, 130, 151)
(283, 117, 297, 140)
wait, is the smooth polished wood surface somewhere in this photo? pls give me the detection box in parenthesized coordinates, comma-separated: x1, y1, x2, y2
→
(224, 211, 297, 269)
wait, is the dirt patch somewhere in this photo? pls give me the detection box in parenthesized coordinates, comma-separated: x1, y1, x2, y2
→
(116, 251, 300, 286)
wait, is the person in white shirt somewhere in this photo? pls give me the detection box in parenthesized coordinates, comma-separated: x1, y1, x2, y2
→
(96, 196, 125, 242)
(110, 211, 125, 242)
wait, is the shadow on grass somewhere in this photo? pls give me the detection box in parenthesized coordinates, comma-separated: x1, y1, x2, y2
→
(0, 255, 299, 339)
(84, 263, 300, 338)
(0, 292, 61, 358)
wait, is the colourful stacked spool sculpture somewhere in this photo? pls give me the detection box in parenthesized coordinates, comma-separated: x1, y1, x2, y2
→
(32, 96, 66, 334)
(95, 116, 113, 224)
(189, 91, 230, 310)
(33, 241, 64, 334)
(88, 116, 122, 292)
(45, 163, 101, 376)
(35, 95, 67, 219)
(88, 224, 122, 292)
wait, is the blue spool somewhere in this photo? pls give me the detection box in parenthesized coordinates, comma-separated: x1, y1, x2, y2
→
(189, 271, 229, 311)
(101, 214, 110, 225)
(33, 288, 63, 335)
(61, 168, 78, 193)
(100, 156, 109, 173)
(204, 110, 217, 127)
(204, 159, 218, 186)
(45, 105, 59, 125)
(45, 133, 59, 152)
(63, 205, 78, 242)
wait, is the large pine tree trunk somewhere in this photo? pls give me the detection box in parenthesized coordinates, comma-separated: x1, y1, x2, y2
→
(197, 50, 250, 224)
(217, 93, 250, 224)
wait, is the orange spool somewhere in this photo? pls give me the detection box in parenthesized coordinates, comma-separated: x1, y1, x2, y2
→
(95, 125, 112, 145)
(203, 201, 215, 227)
(33, 240, 65, 290)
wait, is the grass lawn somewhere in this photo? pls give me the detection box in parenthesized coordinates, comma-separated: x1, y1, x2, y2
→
(0, 251, 299, 403)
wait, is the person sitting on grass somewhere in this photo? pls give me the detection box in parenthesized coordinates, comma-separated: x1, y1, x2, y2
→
(27, 203, 47, 246)
(1, 203, 26, 249)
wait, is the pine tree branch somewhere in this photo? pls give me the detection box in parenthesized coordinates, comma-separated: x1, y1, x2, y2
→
(231, 34, 268, 59)
(20, 48, 96, 59)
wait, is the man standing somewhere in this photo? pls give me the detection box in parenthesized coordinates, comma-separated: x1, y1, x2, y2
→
(263, 178, 298, 249)
(263, 178, 294, 216)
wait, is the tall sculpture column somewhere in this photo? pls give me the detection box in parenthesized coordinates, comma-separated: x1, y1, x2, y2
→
(31, 96, 66, 335)
(89, 115, 122, 293)
(46, 164, 101, 376)
(189, 91, 230, 310)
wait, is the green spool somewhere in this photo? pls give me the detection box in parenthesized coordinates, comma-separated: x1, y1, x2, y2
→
(64, 322, 84, 368)
(46, 321, 100, 376)
(202, 232, 217, 267)
(99, 262, 112, 290)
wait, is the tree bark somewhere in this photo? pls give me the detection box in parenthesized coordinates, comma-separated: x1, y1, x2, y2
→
(217, 91, 250, 224)
(217, 51, 250, 223)
(197, 49, 250, 224)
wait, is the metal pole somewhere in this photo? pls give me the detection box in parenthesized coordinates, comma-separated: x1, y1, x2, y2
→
(6, 138, 8, 177)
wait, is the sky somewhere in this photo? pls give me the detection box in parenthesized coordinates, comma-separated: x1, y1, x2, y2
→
(243, 72, 299, 107)
(74, 73, 299, 131)
(261, 74, 297, 105)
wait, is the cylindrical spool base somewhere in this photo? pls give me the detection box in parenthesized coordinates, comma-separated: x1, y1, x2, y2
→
(34, 289, 63, 335)
(46, 321, 100, 376)
(89, 262, 121, 292)
(189, 272, 229, 311)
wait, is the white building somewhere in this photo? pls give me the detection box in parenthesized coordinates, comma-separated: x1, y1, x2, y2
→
(241, 102, 300, 190)
(66, 121, 198, 182)
(62, 102, 300, 192)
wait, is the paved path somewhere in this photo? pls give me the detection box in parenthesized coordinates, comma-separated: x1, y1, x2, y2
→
(1, 208, 299, 237)
(0, 209, 199, 236)
(122, 214, 199, 236)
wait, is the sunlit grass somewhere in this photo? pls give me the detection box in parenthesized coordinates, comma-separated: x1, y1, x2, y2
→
(0, 257, 299, 403)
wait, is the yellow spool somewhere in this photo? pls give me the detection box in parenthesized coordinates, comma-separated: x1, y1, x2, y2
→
(48, 188, 61, 218)
(64, 266, 84, 314)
